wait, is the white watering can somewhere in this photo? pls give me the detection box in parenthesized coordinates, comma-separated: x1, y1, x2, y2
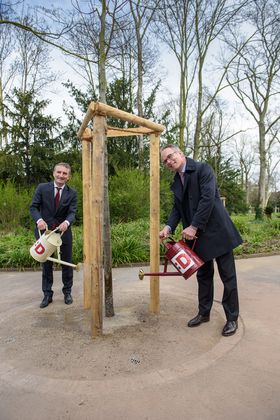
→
(30, 227, 80, 270)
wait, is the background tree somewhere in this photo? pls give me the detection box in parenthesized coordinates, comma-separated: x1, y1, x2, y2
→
(128, 0, 160, 168)
(226, 0, 280, 210)
(155, 0, 196, 151)
(0, 23, 17, 147)
(155, 0, 249, 158)
(5, 88, 60, 184)
(62, 0, 131, 317)
(233, 135, 256, 206)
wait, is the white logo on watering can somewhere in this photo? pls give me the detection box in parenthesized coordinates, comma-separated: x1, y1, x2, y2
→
(171, 249, 194, 274)
(34, 242, 45, 255)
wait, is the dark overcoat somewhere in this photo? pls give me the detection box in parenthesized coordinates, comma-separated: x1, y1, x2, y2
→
(166, 158, 242, 262)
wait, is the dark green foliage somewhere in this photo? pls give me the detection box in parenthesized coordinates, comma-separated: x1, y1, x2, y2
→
(5, 89, 62, 185)
(111, 220, 150, 266)
(0, 151, 24, 182)
(61, 80, 97, 153)
(255, 206, 264, 220)
(264, 206, 273, 218)
(0, 181, 33, 231)
(109, 169, 150, 222)
(68, 172, 83, 224)
(106, 78, 155, 174)
(1, 215, 280, 269)
(108, 168, 175, 224)
(159, 169, 174, 223)
(207, 157, 248, 214)
(232, 214, 280, 255)
(0, 228, 37, 269)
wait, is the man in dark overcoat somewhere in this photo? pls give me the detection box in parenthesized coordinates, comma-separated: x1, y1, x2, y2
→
(30, 163, 77, 308)
(160, 145, 242, 336)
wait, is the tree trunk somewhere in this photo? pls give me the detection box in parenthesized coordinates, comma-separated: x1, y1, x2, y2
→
(99, 0, 114, 317)
(136, 31, 144, 170)
(0, 78, 7, 147)
(257, 118, 267, 209)
(193, 62, 203, 160)
(179, 66, 187, 151)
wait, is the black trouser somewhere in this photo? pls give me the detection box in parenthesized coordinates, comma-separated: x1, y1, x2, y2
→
(196, 250, 239, 321)
(42, 230, 73, 297)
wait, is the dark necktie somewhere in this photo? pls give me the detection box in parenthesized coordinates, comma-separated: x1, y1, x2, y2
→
(179, 172, 185, 185)
(55, 187, 61, 209)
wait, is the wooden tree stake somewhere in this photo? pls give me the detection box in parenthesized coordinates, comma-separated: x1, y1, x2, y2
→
(90, 116, 105, 337)
(149, 133, 160, 313)
(81, 128, 92, 309)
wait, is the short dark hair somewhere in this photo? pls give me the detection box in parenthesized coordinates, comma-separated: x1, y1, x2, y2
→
(53, 162, 71, 174)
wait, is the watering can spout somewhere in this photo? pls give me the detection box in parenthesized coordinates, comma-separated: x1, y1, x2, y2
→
(46, 257, 81, 271)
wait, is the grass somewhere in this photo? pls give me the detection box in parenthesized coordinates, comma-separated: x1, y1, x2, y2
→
(0, 215, 280, 269)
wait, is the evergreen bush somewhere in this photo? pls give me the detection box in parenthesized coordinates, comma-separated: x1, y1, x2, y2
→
(109, 169, 150, 222)
(0, 181, 32, 231)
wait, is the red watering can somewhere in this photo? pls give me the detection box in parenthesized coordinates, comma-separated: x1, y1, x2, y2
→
(139, 238, 204, 280)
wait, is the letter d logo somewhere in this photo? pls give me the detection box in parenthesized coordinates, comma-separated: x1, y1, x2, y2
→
(35, 243, 45, 255)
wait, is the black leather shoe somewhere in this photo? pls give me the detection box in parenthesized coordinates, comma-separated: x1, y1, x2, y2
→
(222, 320, 238, 336)
(40, 295, 53, 308)
(188, 314, 210, 327)
(64, 294, 73, 305)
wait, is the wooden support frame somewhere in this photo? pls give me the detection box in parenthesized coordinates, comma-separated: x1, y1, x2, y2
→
(81, 128, 92, 309)
(78, 102, 165, 336)
(149, 133, 160, 314)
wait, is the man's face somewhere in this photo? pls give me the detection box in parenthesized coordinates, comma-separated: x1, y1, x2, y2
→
(161, 148, 185, 172)
(53, 165, 70, 187)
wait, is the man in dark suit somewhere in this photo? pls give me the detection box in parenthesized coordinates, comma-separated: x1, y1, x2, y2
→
(30, 163, 77, 308)
(159, 145, 242, 336)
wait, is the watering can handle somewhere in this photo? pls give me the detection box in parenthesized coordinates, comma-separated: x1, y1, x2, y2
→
(163, 235, 197, 250)
(39, 226, 63, 238)
(38, 225, 48, 238)
(183, 237, 197, 250)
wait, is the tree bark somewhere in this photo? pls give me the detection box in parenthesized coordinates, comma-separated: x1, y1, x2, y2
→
(99, 0, 114, 317)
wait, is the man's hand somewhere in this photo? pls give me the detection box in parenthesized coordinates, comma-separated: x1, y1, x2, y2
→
(182, 225, 197, 241)
(37, 219, 47, 231)
(159, 226, 171, 240)
(58, 222, 69, 233)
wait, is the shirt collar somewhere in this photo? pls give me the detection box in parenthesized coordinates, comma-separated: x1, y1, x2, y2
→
(179, 162, 186, 173)
(54, 182, 65, 190)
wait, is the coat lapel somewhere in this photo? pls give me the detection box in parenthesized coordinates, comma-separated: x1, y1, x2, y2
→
(171, 173, 184, 201)
(47, 182, 56, 213)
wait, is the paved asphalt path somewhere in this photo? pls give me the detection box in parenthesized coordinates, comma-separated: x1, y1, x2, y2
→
(0, 255, 280, 420)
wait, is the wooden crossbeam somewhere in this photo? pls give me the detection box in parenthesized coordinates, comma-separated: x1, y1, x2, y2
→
(107, 126, 155, 137)
(77, 101, 165, 139)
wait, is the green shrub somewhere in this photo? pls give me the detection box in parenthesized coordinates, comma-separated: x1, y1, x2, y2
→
(109, 169, 150, 222)
(1, 215, 280, 269)
(111, 219, 150, 265)
(264, 206, 273, 218)
(231, 215, 251, 235)
(0, 181, 32, 231)
(255, 206, 263, 220)
(68, 172, 83, 225)
(0, 228, 37, 269)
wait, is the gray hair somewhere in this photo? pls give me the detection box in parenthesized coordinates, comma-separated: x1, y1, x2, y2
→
(53, 162, 71, 174)
(160, 144, 183, 154)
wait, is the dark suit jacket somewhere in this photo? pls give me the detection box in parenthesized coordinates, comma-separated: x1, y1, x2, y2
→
(166, 158, 242, 262)
(30, 182, 77, 239)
